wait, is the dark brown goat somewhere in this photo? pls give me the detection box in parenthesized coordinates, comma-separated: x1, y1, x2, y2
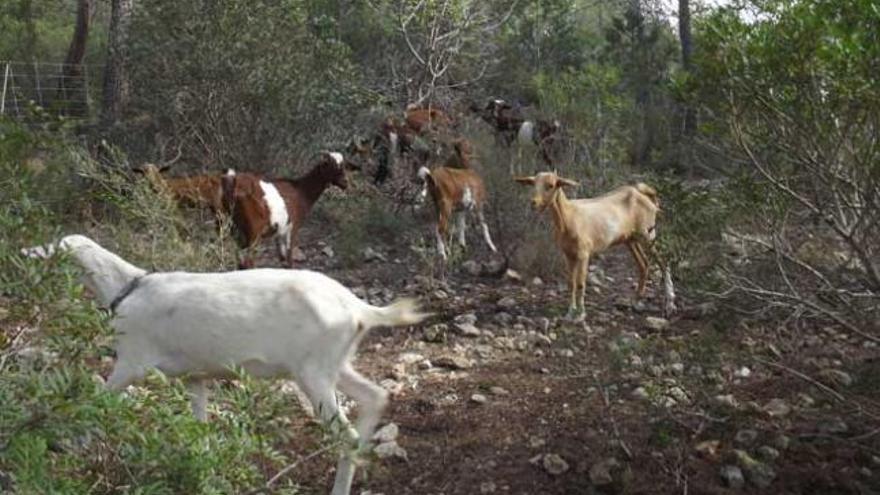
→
(222, 152, 358, 269)
(471, 98, 562, 168)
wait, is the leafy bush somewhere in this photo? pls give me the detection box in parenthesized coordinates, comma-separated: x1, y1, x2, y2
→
(0, 122, 325, 493)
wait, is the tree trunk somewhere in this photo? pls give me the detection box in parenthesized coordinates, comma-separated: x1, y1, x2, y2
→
(101, 0, 133, 127)
(679, 0, 696, 136)
(59, 0, 90, 117)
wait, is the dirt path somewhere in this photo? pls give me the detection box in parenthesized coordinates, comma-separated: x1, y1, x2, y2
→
(264, 237, 880, 495)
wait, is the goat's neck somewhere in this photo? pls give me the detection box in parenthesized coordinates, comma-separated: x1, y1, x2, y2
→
(69, 242, 147, 306)
(548, 189, 573, 236)
(291, 166, 332, 209)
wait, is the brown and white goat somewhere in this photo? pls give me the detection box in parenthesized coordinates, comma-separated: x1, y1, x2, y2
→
(417, 164, 497, 261)
(223, 152, 358, 269)
(515, 172, 673, 320)
(136, 163, 228, 216)
(472, 98, 561, 169)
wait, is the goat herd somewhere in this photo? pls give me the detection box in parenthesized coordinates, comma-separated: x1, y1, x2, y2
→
(23, 98, 675, 495)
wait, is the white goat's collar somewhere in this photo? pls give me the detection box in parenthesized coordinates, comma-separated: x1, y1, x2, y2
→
(109, 274, 148, 313)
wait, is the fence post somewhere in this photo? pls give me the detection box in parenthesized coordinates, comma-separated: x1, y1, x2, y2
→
(34, 61, 43, 107)
(1, 62, 9, 115)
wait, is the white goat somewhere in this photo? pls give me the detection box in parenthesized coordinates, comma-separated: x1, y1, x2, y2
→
(22, 235, 429, 495)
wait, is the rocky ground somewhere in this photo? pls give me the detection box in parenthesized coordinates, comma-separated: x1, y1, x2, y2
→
(277, 235, 880, 495)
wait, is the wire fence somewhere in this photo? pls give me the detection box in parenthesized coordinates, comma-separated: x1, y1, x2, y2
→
(0, 61, 95, 121)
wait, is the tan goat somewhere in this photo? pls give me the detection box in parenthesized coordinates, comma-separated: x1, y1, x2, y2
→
(515, 172, 668, 320)
(417, 165, 497, 261)
(136, 163, 228, 217)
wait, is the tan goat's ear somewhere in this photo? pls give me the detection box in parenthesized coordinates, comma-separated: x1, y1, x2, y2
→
(514, 176, 536, 185)
(557, 177, 579, 188)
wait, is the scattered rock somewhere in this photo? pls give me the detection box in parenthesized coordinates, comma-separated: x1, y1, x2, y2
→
(454, 322, 482, 338)
(484, 258, 506, 274)
(462, 260, 482, 276)
(379, 379, 403, 395)
(397, 352, 425, 365)
(695, 440, 721, 459)
(734, 429, 759, 447)
(454, 312, 478, 325)
(734, 450, 776, 488)
(644, 316, 669, 331)
(321, 245, 335, 258)
(542, 453, 570, 475)
(373, 423, 400, 443)
(489, 386, 510, 396)
(669, 362, 685, 375)
(290, 247, 307, 262)
(796, 393, 816, 408)
(505, 268, 522, 281)
(437, 393, 459, 406)
(417, 359, 432, 370)
(423, 324, 448, 343)
(818, 369, 854, 388)
(668, 387, 689, 404)
(494, 312, 513, 325)
(529, 436, 546, 449)
(631, 387, 649, 401)
(373, 440, 408, 461)
(479, 481, 497, 493)
(362, 246, 386, 262)
(497, 296, 517, 309)
(734, 366, 752, 378)
(719, 465, 745, 489)
(589, 457, 620, 486)
(757, 445, 780, 461)
(434, 355, 473, 370)
(763, 398, 791, 417)
(817, 417, 849, 435)
(531, 277, 544, 286)
(771, 434, 791, 451)
(714, 394, 740, 409)
(535, 317, 551, 333)
(470, 393, 488, 404)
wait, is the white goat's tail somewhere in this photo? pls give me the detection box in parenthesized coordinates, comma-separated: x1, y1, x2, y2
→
(361, 298, 431, 330)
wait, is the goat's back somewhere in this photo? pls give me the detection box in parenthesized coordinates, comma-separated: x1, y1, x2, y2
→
(565, 185, 659, 249)
(427, 167, 487, 205)
(113, 269, 375, 379)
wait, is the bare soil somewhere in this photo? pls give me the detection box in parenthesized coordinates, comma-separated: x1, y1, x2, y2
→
(265, 232, 880, 495)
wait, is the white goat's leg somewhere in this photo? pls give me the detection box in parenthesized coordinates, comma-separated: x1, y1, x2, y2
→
(456, 212, 467, 248)
(186, 378, 209, 422)
(338, 365, 389, 446)
(477, 209, 497, 253)
(300, 377, 358, 495)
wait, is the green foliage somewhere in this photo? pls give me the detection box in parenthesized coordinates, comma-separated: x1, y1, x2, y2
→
(0, 123, 313, 494)
(127, 0, 367, 169)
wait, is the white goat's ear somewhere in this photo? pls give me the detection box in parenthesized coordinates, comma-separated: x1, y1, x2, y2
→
(21, 243, 57, 259)
(513, 176, 536, 185)
(557, 177, 579, 188)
